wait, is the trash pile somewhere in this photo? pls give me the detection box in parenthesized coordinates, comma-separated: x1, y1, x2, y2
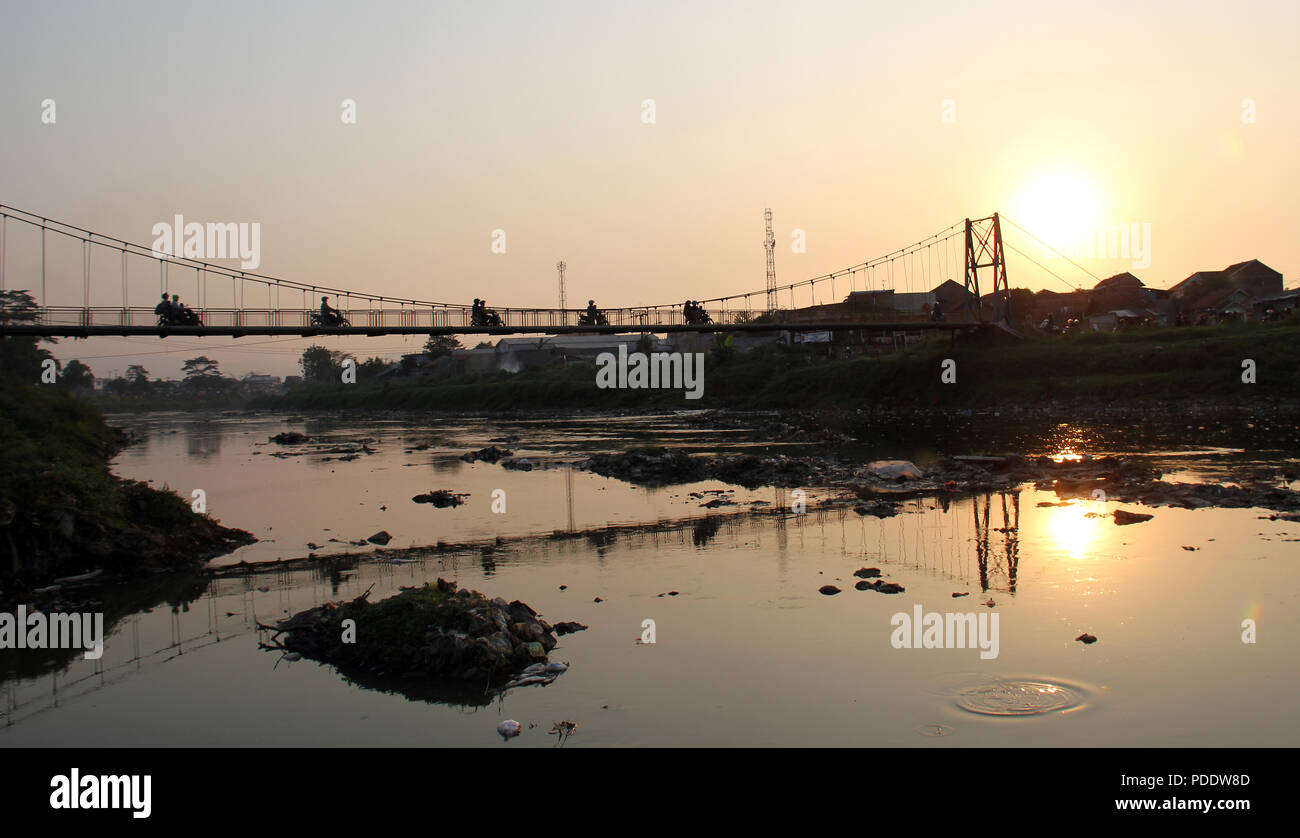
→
(264, 578, 573, 692)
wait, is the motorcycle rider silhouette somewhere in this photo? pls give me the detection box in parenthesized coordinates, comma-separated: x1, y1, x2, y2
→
(471, 298, 503, 327)
(684, 300, 713, 326)
(312, 296, 349, 327)
(157, 294, 201, 326)
(578, 300, 608, 327)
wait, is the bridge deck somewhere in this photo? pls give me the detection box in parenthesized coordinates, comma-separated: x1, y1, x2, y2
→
(0, 306, 980, 337)
(0, 321, 977, 338)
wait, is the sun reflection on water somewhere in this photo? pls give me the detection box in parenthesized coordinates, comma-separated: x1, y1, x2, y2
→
(1047, 498, 1108, 559)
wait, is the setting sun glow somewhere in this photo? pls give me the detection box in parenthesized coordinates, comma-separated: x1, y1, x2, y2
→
(1014, 171, 1106, 251)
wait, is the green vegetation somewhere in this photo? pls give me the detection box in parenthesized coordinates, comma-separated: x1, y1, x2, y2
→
(0, 374, 253, 589)
(256, 319, 1300, 412)
(0, 375, 125, 523)
(329, 584, 459, 664)
(0, 294, 254, 588)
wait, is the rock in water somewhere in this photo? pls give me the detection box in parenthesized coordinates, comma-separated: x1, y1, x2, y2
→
(1113, 509, 1153, 525)
(866, 460, 924, 480)
(412, 490, 468, 507)
(461, 446, 512, 464)
(498, 720, 521, 739)
(819, 585, 841, 595)
(1075, 633, 1098, 644)
(367, 530, 392, 545)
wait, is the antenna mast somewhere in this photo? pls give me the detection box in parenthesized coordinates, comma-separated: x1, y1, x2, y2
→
(556, 261, 567, 325)
(764, 208, 777, 312)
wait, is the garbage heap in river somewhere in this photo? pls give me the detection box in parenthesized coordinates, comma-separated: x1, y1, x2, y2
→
(270, 578, 569, 689)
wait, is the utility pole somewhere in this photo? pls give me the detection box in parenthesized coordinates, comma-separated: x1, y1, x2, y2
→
(764, 208, 777, 313)
(556, 261, 567, 325)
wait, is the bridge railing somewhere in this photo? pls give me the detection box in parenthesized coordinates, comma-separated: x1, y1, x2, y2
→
(28, 305, 945, 330)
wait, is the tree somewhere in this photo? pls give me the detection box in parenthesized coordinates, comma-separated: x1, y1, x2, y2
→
(1006, 288, 1036, 320)
(0, 290, 57, 382)
(422, 335, 462, 358)
(358, 356, 391, 377)
(59, 359, 95, 390)
(181, 356, 222, 386)
(125, 365, 150, 384)
(299, 345, 344, 383)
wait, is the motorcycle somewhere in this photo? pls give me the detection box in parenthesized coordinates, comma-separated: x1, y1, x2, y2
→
(311, 312, 351, 328)
(578, 311, 610, 327)
(158, 309, 202, 327)
(471, 309, 503, 327)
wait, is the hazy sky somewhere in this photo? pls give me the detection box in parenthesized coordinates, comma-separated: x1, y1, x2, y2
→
(2, 0, 1297, 377)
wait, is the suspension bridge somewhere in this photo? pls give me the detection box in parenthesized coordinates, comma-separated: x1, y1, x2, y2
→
(0, 204, 1013, 338)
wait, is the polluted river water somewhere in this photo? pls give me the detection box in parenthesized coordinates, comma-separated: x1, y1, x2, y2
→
(1, 411, 1297, 747)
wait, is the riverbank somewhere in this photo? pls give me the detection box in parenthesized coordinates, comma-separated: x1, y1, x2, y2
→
(252, 319, 1300, 412)
(0, 379, 255, 597)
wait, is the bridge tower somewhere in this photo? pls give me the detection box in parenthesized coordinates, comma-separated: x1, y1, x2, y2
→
(764, 208, 777, 312)
(556, 261, 567, 325)
(963, 213, 1012, 325)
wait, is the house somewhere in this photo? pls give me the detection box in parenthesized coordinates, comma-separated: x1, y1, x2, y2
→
(841, 289, 935, 314)
(930, 279, 977, 318)
(1169, 259, 1283, 307)
(1223, 260, 1284, 298)
(399, 333, 673, 378)
(1251, 289, 1300, 318)
(1084, 273, 1154, 314)
(1188, 288, 1254, 319)
(1093, 272, 1144, 290)
(241, 373, 282, 389)
(1026, 288, 1089, 325)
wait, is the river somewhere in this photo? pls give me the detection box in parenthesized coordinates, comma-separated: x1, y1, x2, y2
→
(2, 410, 1297, 746)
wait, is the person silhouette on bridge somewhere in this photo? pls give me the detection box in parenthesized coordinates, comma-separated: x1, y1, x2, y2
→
(170, 294, 196, 325)
(155, 293, 173, 322)
(320, 296, 341, 326)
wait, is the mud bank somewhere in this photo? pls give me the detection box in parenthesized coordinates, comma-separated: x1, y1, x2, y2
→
(583, 449, 1300, 514)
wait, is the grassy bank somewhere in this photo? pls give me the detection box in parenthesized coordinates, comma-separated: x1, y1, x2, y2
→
(0, 377, 254, 590)
(255, 320, 1300, 412)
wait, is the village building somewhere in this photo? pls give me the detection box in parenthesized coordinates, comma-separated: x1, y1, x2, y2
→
(1168, 259, 1284, 320)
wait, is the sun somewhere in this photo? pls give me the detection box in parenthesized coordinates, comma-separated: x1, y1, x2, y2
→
(1013, 170, 1105, 252)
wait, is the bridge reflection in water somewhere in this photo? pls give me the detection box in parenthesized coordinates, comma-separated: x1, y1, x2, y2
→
(0, 490, 1024, 726)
